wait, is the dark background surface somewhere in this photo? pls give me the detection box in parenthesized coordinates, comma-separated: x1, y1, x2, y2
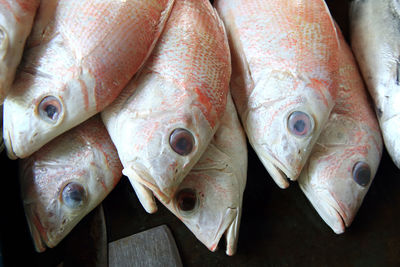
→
(2, 0, 400, 266)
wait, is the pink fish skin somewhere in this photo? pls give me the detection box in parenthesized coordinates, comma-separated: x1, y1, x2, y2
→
(102, 0, 231, 204)
(0, 0, 39, 102)
(3, 0, 175, 159)
(298, 27, 383, 234)
(215, 0, 339, 188)
(20, 116, 122, 252)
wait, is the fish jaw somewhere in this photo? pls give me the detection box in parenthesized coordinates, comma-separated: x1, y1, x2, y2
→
(299, 180, 346, 234)
(206, 208, 238, 254)
(24, 204, 47, 252)
(224, 208, 241, 256)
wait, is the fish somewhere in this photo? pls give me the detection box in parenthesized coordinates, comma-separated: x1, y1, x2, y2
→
(215, 0, 339, 188)
(298, 26, 383, 234)
(101, 0, 231, 206)
(19, 115, 123, 252)
(350, 0, 400, 169)
(3, 0, 175, 159)
(146, 94, 247, 255)
(0, 0, 40, 103)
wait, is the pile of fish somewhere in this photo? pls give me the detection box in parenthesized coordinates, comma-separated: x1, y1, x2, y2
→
(0, 0, 396, 256)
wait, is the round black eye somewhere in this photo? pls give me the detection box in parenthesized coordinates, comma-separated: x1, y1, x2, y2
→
(62, 182, 86, 209)
(288, 111, 313, 137)
(352, 161, 371, 187)
(38, 96, 62, 123)
(169, 128, 195, 156)
(175, 188, 197, 213)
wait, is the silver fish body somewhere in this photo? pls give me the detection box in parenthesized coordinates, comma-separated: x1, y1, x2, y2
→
(298, 27, 383, 234)
(350, 0, 400, 168)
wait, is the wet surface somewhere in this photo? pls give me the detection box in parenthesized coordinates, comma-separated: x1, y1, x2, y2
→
(1, 0, 400, 266)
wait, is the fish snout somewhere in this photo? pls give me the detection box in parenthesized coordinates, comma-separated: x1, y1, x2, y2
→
(206, 207, 238, 255)
(299, 181, 348, 234)
(122, 164, 178, 205)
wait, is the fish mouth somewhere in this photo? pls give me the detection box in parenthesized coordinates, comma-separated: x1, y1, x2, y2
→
(256, 151, 290, 189)
(122, 165, 174, 206)
(128, 176, 158, 214)
(24, 205, 48, 252)
(205, 207, 239, 255)
(3, 127, 17, 159)
(299, 181, 347, 234)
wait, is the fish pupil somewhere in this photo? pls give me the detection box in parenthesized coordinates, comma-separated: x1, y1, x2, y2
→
(176, 137, 189, 153)
(169, 128, 194, 156)
(294, 120, 306, 134)
(353, 162, 371, 187)
(176, 188, 197, 212)
(62, 182, 86, 209)
(45, 105, 58, 120)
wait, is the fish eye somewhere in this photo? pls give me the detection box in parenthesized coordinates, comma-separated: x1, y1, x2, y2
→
(169, 128, 195, 156)
(175, 188, 198, 214)
(61, 182, 86, 209)
(0, 26, 7, 49)
(287, 111, 313, 137)
(38, 96, 63, 123)
(352, 161, 371, 187)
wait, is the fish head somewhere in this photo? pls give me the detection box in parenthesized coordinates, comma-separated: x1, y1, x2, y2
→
(20, 133, 119, 252)
(298, 114, 381, 234)
(245, 69, 335, 187)
(3, 56, 98, 159)
(104, 72, 216, 203)
(163, 143, 244, 255)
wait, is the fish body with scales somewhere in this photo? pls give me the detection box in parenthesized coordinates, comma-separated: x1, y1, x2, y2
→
(3, 0, 175, 159)
(298, 27, 383, 234)
(20, 116, 123, 252)
(350, 0, 400, 169)
(102, 0, 231, 207)
(0, 0, 39, 103)
(215, 0, 339, 188)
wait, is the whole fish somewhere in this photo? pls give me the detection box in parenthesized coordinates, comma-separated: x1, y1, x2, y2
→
(350, 0, 400, 169)
(215, 0, 339, 188)
(146, 94, 247, 255)
(298, 27, 382, 234)
(0, 0, 39, 103)
(20, 116, 123, 252)
(3, 0, 175, 159)
(102, 0, 231, 206)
